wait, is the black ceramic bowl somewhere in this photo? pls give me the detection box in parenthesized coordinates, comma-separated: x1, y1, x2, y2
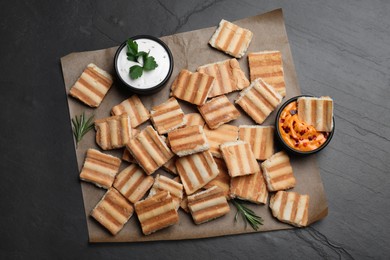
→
(275, 95, 335, 155)
(114, 35, 174, 95)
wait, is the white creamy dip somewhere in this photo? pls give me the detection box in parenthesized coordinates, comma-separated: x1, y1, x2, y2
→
(116, 38, 171, 89)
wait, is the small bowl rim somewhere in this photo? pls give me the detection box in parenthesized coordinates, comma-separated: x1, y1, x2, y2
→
(114, 35, 174, 94)
(275, 94, 335, 155)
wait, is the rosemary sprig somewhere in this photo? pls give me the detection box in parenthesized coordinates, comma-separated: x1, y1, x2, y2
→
(232, 199, 264, 231)
(71, 112, 94, 147)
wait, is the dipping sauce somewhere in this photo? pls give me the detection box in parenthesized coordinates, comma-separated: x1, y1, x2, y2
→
(278, 101, 328, 152)
(114, 36, 173, 93)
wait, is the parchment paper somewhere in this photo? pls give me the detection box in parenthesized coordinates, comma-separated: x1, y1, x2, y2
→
(61, 9, 328, 243)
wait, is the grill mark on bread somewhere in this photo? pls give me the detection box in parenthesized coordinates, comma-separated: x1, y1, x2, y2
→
(248, 51, 285, 96)
(69, 63, 113, 107)
(134, 191, 179, 235)
(230, 170, 268, 204)
(220, 141, 259, 177)
(85, 67, 112, 86)
(198, 95, 240, 129)
(261, 151, 295, 191)
(235, 79, 282, 124)
(127, 126, 173, 175)
(151, 98, 185, 134)
(111, 95, 149, 128)
(171, 70, 214, 105)
(184, 113, 205, 127)
(187, 186, 230, 224)
(113, 164, 153, 203)
(95, 115, 132, 150)
(270, 191, 309, 227)
(210, 20, 252, 58)
(176, 151, 219, 194)
(79, 149, 121, 188)
(90, 188, 133, 235)
(77, 77, 105, 98)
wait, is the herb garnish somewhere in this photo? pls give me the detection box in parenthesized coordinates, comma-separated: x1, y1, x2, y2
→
(126, 39, 158, 79)
(71, 112, 94, 147)
(232, 199, 264, 231)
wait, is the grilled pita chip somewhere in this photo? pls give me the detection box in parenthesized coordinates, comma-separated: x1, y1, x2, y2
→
(198, 95, 240, 129)
(69, 63, 113, 107)
(168, 125, 209, 157)
(150, 97, 186, 134)
(183, 113, 205, 127)
(79, 149, 121, 189)
(269, 191, 309, 227)
(171, 69, 215, 105)
(209, 19, 253, 58)
(134, 190, 179, 235)
(126, 126, 174, 175)
(204, 158, 231, 199)
(197, 59, 249, 97)
(261, 151, 296, 191)
(113, 164, 154, 203)
(235, 78, 282, 124)
(188, 186, 230, 224)
(238, 125, 274, 160)
(220, 140, 259, 177)
(94, 115, 132, 150)
(203, 124, 238, 158)
(297, 96, 334, 132)
(148, 174, 183, 210)
(111, 95, 150, 128)
(176, 150, 219, 195)
(248, 51, 286, 96)
(230, 170, 268, 204)
(90, 188, 134, 235)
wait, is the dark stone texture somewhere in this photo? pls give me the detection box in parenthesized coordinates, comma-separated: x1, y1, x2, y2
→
(0, 0, 389, 259)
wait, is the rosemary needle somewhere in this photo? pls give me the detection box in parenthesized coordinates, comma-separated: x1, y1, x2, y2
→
(232, 199, 264, 231)
(71, 112, 94, 147)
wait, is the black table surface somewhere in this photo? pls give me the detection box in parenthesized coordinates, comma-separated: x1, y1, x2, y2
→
(1, 0, 389, 259)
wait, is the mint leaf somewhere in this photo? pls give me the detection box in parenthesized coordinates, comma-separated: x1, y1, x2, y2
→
(129, 65, 143, 79)
(126, 39, 138, 57)
(143, 56, 158, 71)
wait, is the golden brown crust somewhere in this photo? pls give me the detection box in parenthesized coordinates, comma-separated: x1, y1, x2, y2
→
(113, 164, 154, 203)
(269, 191, 309, 227)
(69, 63, 113, 107)
(171, 69, 215, 105)
(168, 125, 209, 157)
(220, 140, 260, 177)
(198, 95, 240, 129)
(79, 149, 121, 189)
(197, 59, 250, 97)
(261, 151, 296, 191)
(187, 186, 230, 224)
(238, 125, 274, 160)
(90, 188, 134, 235)
(248, 51, 286, 97)
(150, 97, 186, 134)
(235, 78, 282, 124)
(126, 126, 174, 175)
(111, 95, 150, 128)
(209, 19, 253, 58)
(176, 151, 219, 195)
(297, 97, 334, 132)
(134, 190, 179, 235)
(94, 115, 132, 150)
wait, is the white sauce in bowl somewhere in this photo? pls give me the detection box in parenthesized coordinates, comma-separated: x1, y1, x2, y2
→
(116, 38, 171, 89)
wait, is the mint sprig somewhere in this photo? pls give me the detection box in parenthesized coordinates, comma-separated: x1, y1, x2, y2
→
(126, 39, 158, 79)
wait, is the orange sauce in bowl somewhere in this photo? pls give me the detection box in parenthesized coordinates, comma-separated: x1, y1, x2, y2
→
(278, 101, 328, 151)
